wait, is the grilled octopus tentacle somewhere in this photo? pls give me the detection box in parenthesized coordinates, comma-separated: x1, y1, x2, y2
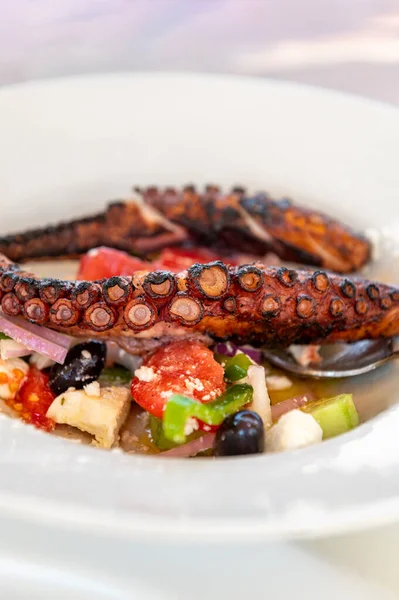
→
(0, 255, 397, 349)
(0, 186, 370, 273)
(138, 185, 371, 272)
(0, 201, 187, 263)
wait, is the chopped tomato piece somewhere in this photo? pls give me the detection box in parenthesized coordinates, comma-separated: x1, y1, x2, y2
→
(11, 367, 56, 431)
(155, 247, 230, 272)
(131, 340, 226, 419)
(77, 247, 150, 280)
(77, 245, 236, 281)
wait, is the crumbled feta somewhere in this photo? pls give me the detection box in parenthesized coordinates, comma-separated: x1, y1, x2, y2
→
(84, 381, 101, 397)
(47, 385, 131, 449)
(266, 375, 293, 391)
(0, 358, 29, 401)
(266, 410, 322, 453)
(288, 345, 322, 367)
(134, 366, 157, 382)
(185, 377, 204, 393)
(184, 417, 199, 436)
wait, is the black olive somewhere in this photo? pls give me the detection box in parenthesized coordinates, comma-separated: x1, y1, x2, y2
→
(213, 410, 264, 457)
(49, 341, 106, 395)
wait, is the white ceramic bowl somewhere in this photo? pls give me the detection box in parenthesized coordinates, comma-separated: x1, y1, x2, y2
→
(0, 73, 398, 542)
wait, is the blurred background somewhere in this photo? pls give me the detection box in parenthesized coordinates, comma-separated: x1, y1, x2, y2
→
(1, 0, 398, 104)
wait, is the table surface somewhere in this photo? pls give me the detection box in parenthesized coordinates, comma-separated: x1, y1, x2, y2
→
(1, 1, 399, 597)
(0, 514, 398, 600)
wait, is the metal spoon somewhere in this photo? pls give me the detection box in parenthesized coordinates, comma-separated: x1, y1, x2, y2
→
(262, 339, 399, 378)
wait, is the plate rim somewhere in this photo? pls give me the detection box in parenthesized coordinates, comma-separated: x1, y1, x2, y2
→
(0, 71, 399, 541)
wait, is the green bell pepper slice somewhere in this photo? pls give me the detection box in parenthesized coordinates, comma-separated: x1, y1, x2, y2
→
(163, 383, 253, 444)
(221, 353, 253, 382)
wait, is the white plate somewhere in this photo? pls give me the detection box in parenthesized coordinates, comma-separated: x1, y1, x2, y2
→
(0, 73, 399, 542)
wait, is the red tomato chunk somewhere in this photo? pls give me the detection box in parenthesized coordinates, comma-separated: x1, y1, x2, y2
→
(11, 368, 56, 431)
(77, 246, 235, 280)
(78, 247, 150, 280)
(131, 340, 226, 419)
(155, 247, 229, 272)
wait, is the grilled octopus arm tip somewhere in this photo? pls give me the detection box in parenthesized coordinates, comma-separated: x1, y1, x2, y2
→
(0, 186, 371, 273)
(0, 255, 397, 348)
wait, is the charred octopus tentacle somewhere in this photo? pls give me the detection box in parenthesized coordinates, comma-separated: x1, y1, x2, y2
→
(0, 186, 370, 273)
(0, 255, 397, 348)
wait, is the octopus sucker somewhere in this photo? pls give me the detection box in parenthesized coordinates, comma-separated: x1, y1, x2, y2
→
(261, 295, 281, 318)
(236, 265, 264, 292)
(83, 302, 117, 332)
(39, 279, 70, 305)
(0, 271, 18, 293)
(277, 267, 298, 288)
(2, 292, 21, 316)
(143, 271, 177, 301)
(169, 294, 203, 326)
(23, 298, 49, 324)
(124, 297, 156, 331)
(312, 271, 330, 293)
(0, 186, 370, 273)
(0, 253, 397, 350)
(341, 279, 357, 299)
(15, 277, 37, 302)
(329, 297, 346, 318)
(355, 299, 369, 316)
(71, 281, 101, 309)
(187, 261, 230, 299)
(365, 284, 378, 301)
(381, 296, 393, 310)
(223, 297, 236, 313)
(49, 298, 79, 327)
(102, 276, 131, 306)
(296, 295, 316, 319)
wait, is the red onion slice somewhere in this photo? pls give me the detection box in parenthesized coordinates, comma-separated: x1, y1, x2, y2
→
(214, 342, 262, 364)
(0, 339, 31, 360)
(271, 394, 315, 421)
(161, 433, 216, 457)
(214, 342, 237, 357)
(0, 311, 72, 364)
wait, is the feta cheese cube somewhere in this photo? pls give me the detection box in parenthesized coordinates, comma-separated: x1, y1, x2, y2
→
(47, 385, 131, 448)
(266, 409, 322, 453)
